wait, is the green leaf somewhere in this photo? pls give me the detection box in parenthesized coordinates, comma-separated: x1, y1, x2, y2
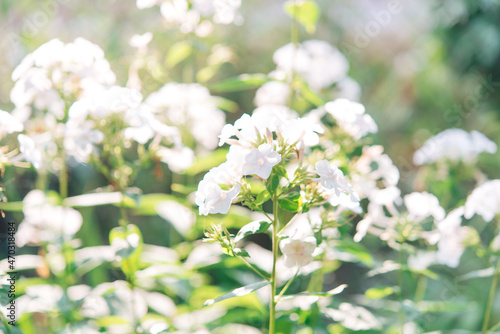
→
(457, 267, 494, 281)
(209, 74, 269, 93)
(284, 0, 321, 34)
(278, 192, 302, 212)
(203, 281, 271, 307)
(280, 284, 347, 300)
(233, 248, 250, 258)
(0, 201, 23, 212)
(297, 79, 325, 106)
(333, 240, 374, 267)
(234, 220, 272, 243)
(63, 192, 122, 207)
(274, 165, 288, 179)
(417, 301, 476, 313)
(215, 96, 239, 113)
(109, 224, 143, 278)
(266, 173, 281, 195)
(255, 190, 271, 205)
(165, 41, 192, 68)
(365, 286, 396, 299)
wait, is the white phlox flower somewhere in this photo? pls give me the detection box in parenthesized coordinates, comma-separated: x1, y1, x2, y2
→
(280, 236, 317, 268)
(464, 180, 500, 222)
(18, 134, 44, 169)
(195, 180, 241, 215)
(138, 0, 242, 36)
(64, 119, 104, 163)
(145, 83, 225, 150)
(0, 110, 24, 138)
(272, 40, 349, 91)
(315, 160, 354, 195)
(254, 81, 291, 107)
(413, 129, 497, 165)
(242, 143, 281, 179)
(16, 190, 83, 246)
(157, 146, 195, 173)
(404, 192, 445, 222)
(324, 98, 378, 140)
(11, 38, 116, 118)
(435, 207, 467, 268)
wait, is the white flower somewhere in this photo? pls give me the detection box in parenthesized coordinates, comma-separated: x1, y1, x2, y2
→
(281, 117, 324, 147)
(273, 40, 349, 91)
(464, 180, 500, 222)
(254, 81, 290, 107)
(145, 83, 225, 150)
(280, 236, 317, 268)
(195, 180, 241, 215)
(11, 38, 116, 116)
(404, 192, 445, 222)
(324, 98, 378, 140)
(315, 160, 352, 196)
(413, 129, 497, 165)
(17, 190, 83, 246)
(18, 134, 43, 169)
(435, 207, 467, 268)
(157, 146, 195, 172)
(0, 110, 24, 137)
(129, 32, 153, 48)
(242, 144, 281, 179)
(64, 119, 103, 163)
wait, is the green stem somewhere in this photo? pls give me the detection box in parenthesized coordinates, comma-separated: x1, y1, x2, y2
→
(60, 157, 68, 200)
(483, 259, 500, 334)
(398, 247, 405, 333)
(269, 195, 279, 334)
(487, 320, 500, 334)
(414, 275, 427, 303)
(236, 254, 270, 281)
(277, 268, 300, 301)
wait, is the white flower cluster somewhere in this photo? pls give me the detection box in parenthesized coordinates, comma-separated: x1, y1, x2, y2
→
(9, 39, 197, 173)
(136, 0, 242, 37)
(413, 128, 497, 165)
(195, 104, 365, 217)
(464, 179, 500, 222)
(11, 38, 116, 120)
(145, 83, 226, 151)
(16, 190, 83, 246)
(255, 40, 361, 107)
(272, 40, 350, 92)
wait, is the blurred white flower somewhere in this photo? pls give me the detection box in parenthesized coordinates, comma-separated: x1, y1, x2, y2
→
(254, 81, 290, 107)
(18, 134, 43, 169)
(17, 190, 83, 246)
(315, 160, 354, 197)
(413, 129, 497, 165)
(404, 192, 445, 222)
(435, 207, 467, 268)
(280, 236, 317, 268)
(464, 179, 500, 222)
(336, 77, 362, 101)
(242, 144, 281, 179)
(129, 32, 153, 48)
(157, 146, 195, 172)
(11, 38, 116, 118)
(195, 180, 240, 215)
(146, 83, 225, 150)
(273, 40, 349, 91)
(0, 110, 23, 138)
(324, 98, 378, 140)
(139, 0, 242, 36)
(64, 119, 103, 163)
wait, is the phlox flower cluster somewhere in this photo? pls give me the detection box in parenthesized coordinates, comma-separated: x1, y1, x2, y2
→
(413, 128, 497, 165)
(8, 38, 202, 174)
(195, 103, 363, 219)
(145, 82, 226, 151)
(136, 0, 242, 37)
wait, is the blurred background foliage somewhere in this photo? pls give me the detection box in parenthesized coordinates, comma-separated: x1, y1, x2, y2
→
(1, 0, 500, 332)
